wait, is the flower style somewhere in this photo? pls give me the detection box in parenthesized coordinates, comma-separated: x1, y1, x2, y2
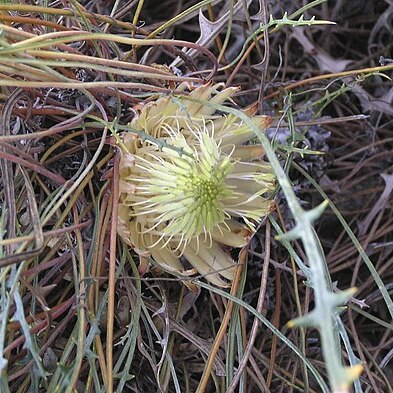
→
(117, 83, 275, 286)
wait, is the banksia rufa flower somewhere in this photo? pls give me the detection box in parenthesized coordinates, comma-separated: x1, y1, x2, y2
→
(117, 83, 275, 286)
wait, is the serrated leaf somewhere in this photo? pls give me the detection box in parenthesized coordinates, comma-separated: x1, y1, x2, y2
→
(287, 310, 319, 328)
(275, 224, 302, 241)
(327, 288, 358, 308)
(304, 200, 329, 224)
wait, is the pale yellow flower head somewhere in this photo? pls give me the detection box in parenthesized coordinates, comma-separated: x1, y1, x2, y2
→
(118, 83, 275, 286)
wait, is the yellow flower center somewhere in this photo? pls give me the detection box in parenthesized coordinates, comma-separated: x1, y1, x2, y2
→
(128, 131, 235, 246)
(170, 159, 232, 235)
(151, 149, 233, 242)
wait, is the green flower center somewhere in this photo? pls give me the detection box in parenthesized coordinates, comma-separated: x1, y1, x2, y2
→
(189, 176, 215, 201)
(157, 156, 233, 241)
(129, 131, 236, 245)
(187, 163, 228, 201)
